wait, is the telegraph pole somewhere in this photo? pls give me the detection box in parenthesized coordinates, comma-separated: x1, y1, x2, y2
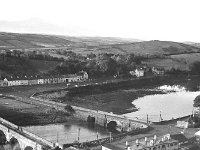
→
(109, 132, 112, 142)
(96, 131, 99, 140)
(78, 128, 80, 142)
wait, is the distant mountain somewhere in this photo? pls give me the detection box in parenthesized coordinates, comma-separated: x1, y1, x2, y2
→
(1, 32, 200, 75)
(0, 32, 200, 57)
(0, 32, 138, 50)
(92, 40, 200, 56)
(183, 41, 200, 48)
(0, 32, 80, 49)
(59, 36, 142, 46)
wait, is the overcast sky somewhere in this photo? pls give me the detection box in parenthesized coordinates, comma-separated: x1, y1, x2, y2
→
(0, 0, 200, 42)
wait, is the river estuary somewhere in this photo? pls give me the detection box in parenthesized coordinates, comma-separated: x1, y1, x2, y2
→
(25, 81, 200, 144)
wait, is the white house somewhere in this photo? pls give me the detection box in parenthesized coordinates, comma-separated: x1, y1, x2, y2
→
(38, 78, 44, 84)
(130, 68, 145, 77)
(135, 68, 145, 77)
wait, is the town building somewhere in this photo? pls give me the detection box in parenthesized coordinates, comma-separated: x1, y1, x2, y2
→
(129, 134, 178, 150)
(135, 68, 145, 77)
(38, 78, 44, 84)
(130, 68, 145, 77)
(77, 71, 89, 80)
(0, 71, 88, 87)
(102, 134, 180, 150)
(4, 76, 21, 86)
(28, 76, 39, 85)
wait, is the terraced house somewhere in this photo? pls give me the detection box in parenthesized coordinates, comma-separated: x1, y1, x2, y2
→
(102, 134, 181, 150)
(0, 71, 88, 87)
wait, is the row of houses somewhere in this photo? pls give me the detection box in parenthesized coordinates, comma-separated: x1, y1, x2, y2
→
(0, 71, 88, 87)
(102, 133, 189, 150)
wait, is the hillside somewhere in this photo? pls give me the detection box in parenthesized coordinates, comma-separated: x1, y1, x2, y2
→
(0, 32, 79, 49)
(0, 32, 136, 50)
(1, 32, 200, 57)
(93, 40, 200, 56)
(1, 32, 200, 74)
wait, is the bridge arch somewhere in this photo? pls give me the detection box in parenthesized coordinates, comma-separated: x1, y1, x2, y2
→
(24, 146, 33, 150)
(107, 121, 118, 131)
(10, 137, 21, 150)
(0, 130, 6, 145)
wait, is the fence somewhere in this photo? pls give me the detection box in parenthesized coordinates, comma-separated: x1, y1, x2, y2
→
(22, 129, 55, 147)
(0, 117, 18, 129)
(63, 126, 151, 148)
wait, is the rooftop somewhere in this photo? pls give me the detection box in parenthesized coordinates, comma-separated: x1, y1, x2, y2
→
(102, 143, 124, 150)
(170, 134, 188, 143)
(128, 134, 178, 150)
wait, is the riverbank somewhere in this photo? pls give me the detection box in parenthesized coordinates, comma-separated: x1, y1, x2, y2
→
(35, 75, 200, 115)
(0, 95, 81, 126)
(58, 89, 165, 114)
(1, 75, 200, 125)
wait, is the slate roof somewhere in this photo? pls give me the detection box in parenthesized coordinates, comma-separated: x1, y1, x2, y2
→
(102, 143, 124, 150)
(170, 134, 188, 143)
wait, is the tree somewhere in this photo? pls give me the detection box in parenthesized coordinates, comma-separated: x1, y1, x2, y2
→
(190, 61, 200, 75)
(194, 95, 200, 107)
(87, 52, 96, 59)
(96, 57, 117, 75)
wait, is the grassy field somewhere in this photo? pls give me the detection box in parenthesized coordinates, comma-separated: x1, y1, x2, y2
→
(142, 53, 200, 71)
(58, 89, 164, 114)
(171, 53, 200, 66)
(142, 58, 188, 70)
(0, 93, 80, 126)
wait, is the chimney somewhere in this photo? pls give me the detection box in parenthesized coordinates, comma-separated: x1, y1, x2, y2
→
(154, 135, 157, 141)
(162, 137, 164, 142)
(125, 141, 129, 148)
(150, 140, 154, 146)
(136, 139, 139, 147)
(145, 137, 147, 145)
(127, 147, 131, 150)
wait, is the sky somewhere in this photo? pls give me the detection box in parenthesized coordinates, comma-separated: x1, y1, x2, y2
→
(0, 0, 200, 42)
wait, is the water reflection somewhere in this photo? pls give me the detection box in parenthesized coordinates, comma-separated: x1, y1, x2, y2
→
(25, 123, 111, 144)
(125, 85, 200, 122)
(157, 85, 186, 92)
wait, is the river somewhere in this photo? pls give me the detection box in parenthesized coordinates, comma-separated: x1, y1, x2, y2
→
(125, 85, 200, 122)
(25, 80, 200, 144)
(25, 122, 111, 144)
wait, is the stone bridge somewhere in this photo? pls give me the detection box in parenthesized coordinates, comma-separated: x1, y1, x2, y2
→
(72, 106, 149, 132)
(0, 117, 60, 150)
(30, 96, 149, 132)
